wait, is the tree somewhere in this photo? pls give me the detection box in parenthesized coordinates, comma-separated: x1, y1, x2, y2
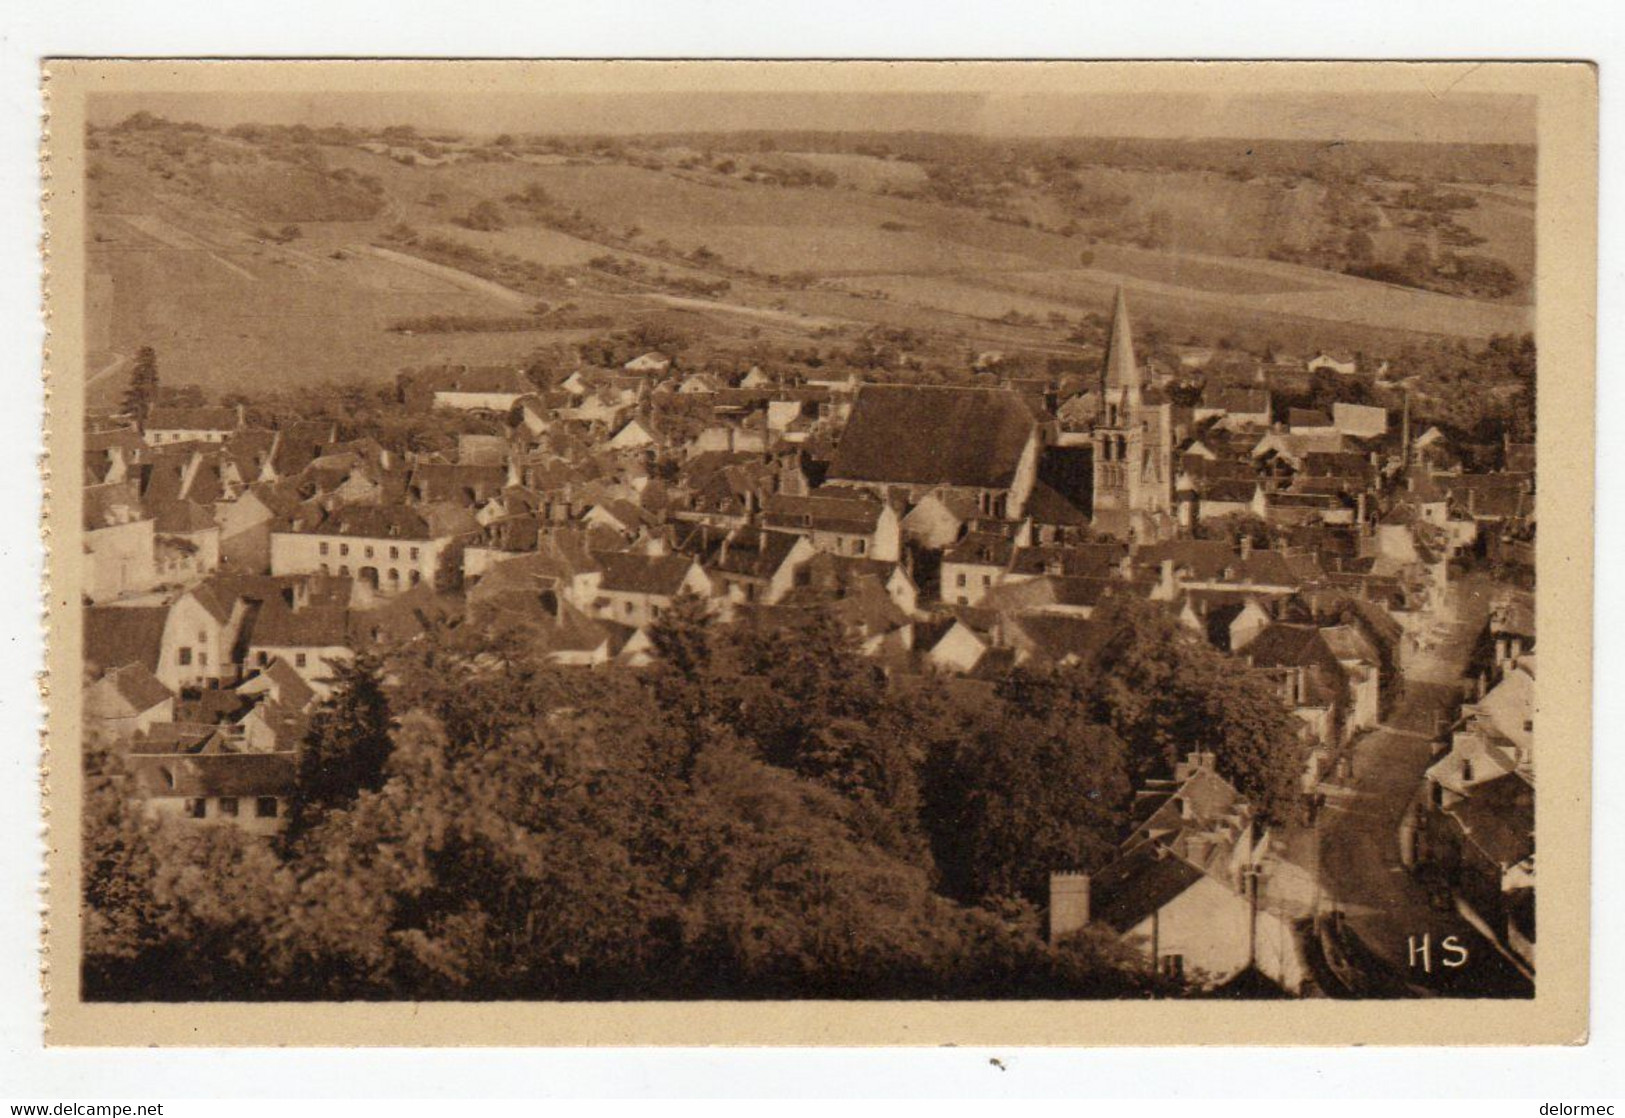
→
(289, 654, 394, 833)
(923, 675, 1129, 904)
(84, 621, 1157, 1001)
(122, 346, 159, 421)
(1080, 597, 1307, 822)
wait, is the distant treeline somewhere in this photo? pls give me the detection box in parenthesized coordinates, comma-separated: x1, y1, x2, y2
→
(613, 131, 1536, 186)
(387, 314, 544, 334)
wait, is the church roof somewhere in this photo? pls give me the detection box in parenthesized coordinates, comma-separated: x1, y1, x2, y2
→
(827, 384, 1038, 491)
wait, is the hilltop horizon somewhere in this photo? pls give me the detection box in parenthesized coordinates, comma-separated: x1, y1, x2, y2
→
(88, 88, 1538, 147)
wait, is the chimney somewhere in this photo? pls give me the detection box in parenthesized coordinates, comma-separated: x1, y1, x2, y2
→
(1239, 535, 1253, 561)
(1159, 558, 1176, 598)
(1117, 554, 1133, 580)
(1296, 666, 1309, 706)
(1048, 872, 1092, 944)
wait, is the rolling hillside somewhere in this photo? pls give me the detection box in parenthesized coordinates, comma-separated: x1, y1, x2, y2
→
(83, 118, 1536, 399)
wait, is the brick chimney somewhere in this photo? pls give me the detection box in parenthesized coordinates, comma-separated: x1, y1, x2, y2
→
(1048, 872, 1092, 944)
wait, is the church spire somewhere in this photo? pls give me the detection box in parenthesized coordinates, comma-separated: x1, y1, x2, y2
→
(1102, 286, 1140, 397)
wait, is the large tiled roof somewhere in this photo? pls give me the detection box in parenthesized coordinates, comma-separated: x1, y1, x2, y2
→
(94, 663, 173, 714)
(762, 491, 885, 535)
(1009, 543, 1126, 579)
(145, 406, 239, 432)
(154, 499, 218, 534)
(288, 505, 434, 540)
(417, 364, 533, 395)
(1240, 623, 1334, 669)
(703, 528, 805, 580)
(593, 551, 697, 597)
(245, 600, 352, 649)
(1005, 614, 1108, 664)
(1088, 847, 1208, 935)
(126, 751, 297, 799)
(828, 385, 1037, 490)
(84, 605, 169, 676)
(1445, 773, 1534, 868)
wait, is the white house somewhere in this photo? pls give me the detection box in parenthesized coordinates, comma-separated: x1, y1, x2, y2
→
(581, 551, 712, 629)
(84, 483, 157, 602)
(270, 505, 467, 595)
(422, 365, 533, 412)
(761, 491, 901, 563)
(143, 405, 243, 446)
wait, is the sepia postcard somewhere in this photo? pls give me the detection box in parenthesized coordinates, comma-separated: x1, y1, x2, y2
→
(40, 59, 1596, 1046)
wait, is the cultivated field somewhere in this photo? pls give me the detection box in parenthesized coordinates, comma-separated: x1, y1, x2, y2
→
(83, 125, 1539, 398)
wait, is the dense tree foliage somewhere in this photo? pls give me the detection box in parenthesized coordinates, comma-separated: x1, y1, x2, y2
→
(1076, 597, 1308, 823)
(84, 609, 1166, 1001)
(289, 655, 394, 835)
(924, 671, 1129, 904)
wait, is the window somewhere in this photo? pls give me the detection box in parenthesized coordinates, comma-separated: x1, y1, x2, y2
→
(390, 546, 399, 560)
(319, 541, 330, 556)
(409, 570, 421, 586)
(198, 629, 207, 643)
(388, 568, 400, 583)
(177, 647, 192, 666)
(410, 547, 420, 561)
(981, 574, 991, 587)
(295, 653, 308, 669)
(955, 573, 967, 588)
(255, 797, 279, 819)
(198, 651, 208, 667)
(185, 798, 207, 819)
(1159, 954, 1185, 980)
(257, 651, 268, 666)
(218, 797, 239, 817)
(365, 545, 375, 559)
(624, 602, 634, 616)
(854, 539, 867, 555)
(340, 543, 350, 557)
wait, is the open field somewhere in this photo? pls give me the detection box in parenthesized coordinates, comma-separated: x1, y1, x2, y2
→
(84, 126, 1539, 400)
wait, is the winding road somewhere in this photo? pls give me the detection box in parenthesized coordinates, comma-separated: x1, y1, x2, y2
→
(1314, 577, 1534, 998)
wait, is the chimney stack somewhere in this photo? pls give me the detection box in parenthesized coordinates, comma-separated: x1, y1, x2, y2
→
(1048, 872, 1092, 944)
